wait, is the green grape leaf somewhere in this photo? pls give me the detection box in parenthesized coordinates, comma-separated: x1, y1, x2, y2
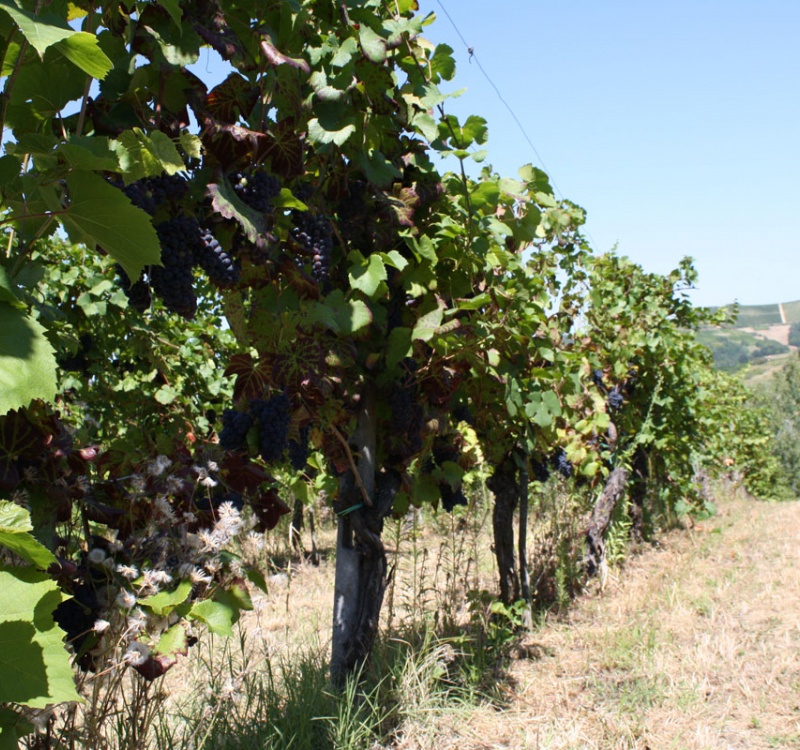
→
(0, 501, 56, 569)
(114, 128, 185, 180)
(308, 290, 372, 334)
(386, 327, 412, 370)
(153, 623, 188, 657)
(0, 2, 72, 55)
(59, 171, 162, 282)
(52, 32, 113, 78)
(354, 149, 400, 188)
(140, 580, 193, 616)
(56, 137, 119, 172)
(0, 707, 34, 748)
(207, 179, 267, 246)
(348, 253, 387, 298)
(0, 265, 22, 308)
(0, 155, 20, 186)
(156, 0, 183, 29)
(411, 306, 444, 342)
(359, 24, 387, 63)
(430, 44, 455, 81)
(0, 566, 80, 707)
(0, 304, 57, 416)
(189, 599, 236, 636)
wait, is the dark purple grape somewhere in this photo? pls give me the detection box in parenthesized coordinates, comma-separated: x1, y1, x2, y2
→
(113, 174, 188, 216)
(551, 449, 573, 479)
(250, 394, 291, 464)
(219, 409, 254, 451)
(231, 170, 281, 213)
(591, 369, 606, 391)
(530, 459, 550, 483)
(388, 385, 423, 459)
(150, 216, 200, 318)
(607, 387, 624, 411)
(289, 210, 333, 282)
(288, 424, 311, 471)
(195, 229, 240, 286)
(116, 264, 153, 312)
(440, 483, 467, 512)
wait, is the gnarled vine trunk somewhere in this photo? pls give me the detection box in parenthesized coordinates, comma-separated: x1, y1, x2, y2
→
(488, 455, 520, 606)
(517, 462, 533, 628)
(585, 466, 629, 576)
(330, 386, 400, 688)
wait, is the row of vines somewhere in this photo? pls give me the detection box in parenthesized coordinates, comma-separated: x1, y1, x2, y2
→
(0, 0, 783, 746)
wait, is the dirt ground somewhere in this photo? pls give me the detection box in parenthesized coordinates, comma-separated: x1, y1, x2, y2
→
(419, 491, 800, 750)
(741, 324, 792, 347)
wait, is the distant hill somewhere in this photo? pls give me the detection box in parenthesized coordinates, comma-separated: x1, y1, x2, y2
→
(711, 300, 800, 328)
(700, 299, 800, 377)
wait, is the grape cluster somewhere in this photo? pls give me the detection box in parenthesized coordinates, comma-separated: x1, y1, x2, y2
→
(231, 170, 280, 213)
(606, 387, 624, 412)
(388, 385, 424, 459)
(114, 214, 238, 317)
(150, 216, 200, 318)
(250, 394, 291, 464)
(116, 264, 152, 312)
(551, 449, 573, 479)
(219, 409, 254, 451)
(195, 229, 240, 287)
(591, 369, 606, 392)
(117, 174, 188, 216)
(530, 458, 550, 484)
(440, 483, 467, 512)
(290, 210, 333, 282)
(288, 424, 311, 471)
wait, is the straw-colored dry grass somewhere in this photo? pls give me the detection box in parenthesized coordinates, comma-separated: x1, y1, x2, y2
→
(425, 490, 800, 749)
(160, 486, 800, 749)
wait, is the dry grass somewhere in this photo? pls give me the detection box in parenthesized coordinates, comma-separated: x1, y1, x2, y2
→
(159, 485, 800, 750)
(435, 488, 800, 749)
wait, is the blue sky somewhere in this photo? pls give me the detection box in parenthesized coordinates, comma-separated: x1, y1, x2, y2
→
(415, 0, 800, 307)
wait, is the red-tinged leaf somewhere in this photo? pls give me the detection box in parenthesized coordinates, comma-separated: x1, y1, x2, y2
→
(221, 453, 274, 495)
(260, 38, 310, 73)
(200, 121, 272, 170)
(133, 653, 178, 681)
(224, 353, 272, 402)
(251, 488, 290, 531)
(263, 119, 305, 179)
(205, 73, 259, 124)
(0, 409, 50, 466)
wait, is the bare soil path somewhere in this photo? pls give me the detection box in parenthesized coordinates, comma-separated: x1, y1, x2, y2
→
(430, 491, 800, 749)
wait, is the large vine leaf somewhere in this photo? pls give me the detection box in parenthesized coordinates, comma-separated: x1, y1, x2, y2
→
(139, 580, 193, 616)
(0, 2, 73, 54)
(0, 304, 57, 416)
(53, 32, 113, 79)
(0, 707, 33, 749)
(188, 599, 236, 636)
(308, 290, 372, 334)
(0, 567, 80, 707)
(114, 128, 185, 181)
(59, 172, 161, 282)
(348, 253, 387, 298)
(0, 3, 111, 78)
(207, 179, 267, 245)
(0, 501, 56, 569)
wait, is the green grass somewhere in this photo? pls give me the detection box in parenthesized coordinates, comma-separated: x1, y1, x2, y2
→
(151, 622, 504, 750)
